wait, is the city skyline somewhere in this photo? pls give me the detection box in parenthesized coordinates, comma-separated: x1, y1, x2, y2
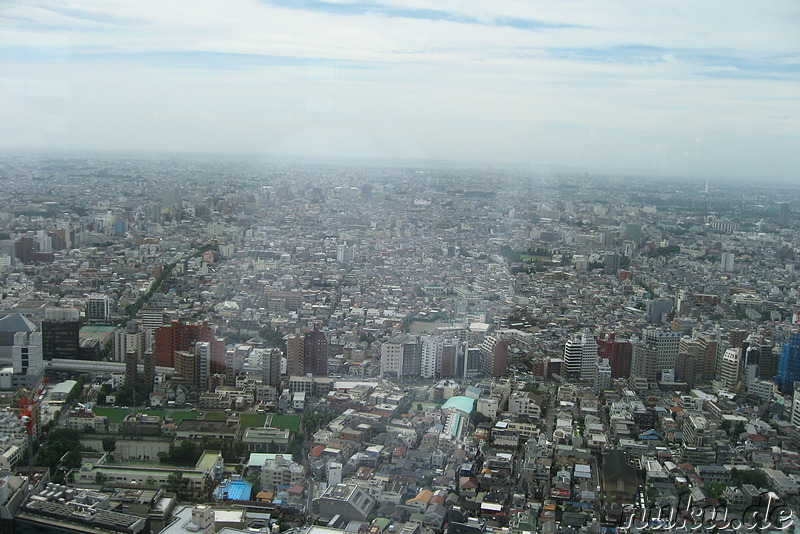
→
(1, 0, 798, 181)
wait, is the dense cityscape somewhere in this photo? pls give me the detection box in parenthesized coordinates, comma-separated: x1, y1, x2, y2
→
(0, 154, 797, 534)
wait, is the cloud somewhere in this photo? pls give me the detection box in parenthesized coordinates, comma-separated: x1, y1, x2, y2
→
(0, 0, 798, 179)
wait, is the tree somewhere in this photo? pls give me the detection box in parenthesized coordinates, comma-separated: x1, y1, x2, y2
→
(62, 449, 82, 470)
(163, 472, 191, 500)
(146, 476, 156, 487)
(705, 483, 727, 502)
(159, 440, 201, 466)
(95, 472, 107, 485)
(731, 468, 769, 488)
(102, 437, 117, 454)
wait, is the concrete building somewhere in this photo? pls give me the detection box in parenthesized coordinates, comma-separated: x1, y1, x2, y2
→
(631, 328, 681, 383)
(317, 483, 376, 523)
(563, 330, 598, 381)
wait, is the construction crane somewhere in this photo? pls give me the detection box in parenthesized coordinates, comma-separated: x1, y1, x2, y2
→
(17, 378, 46, 471)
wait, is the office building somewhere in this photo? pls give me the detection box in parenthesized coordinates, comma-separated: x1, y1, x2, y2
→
(674, 351, 697, 388)
(421, 335, 443, 379)
(380, 335, 421, 378)
(563, 330, 598, 381)
(480, 335, 509, 377)
(41, 308, 81, 361)
(631, 328, 681, 383)
(596, 333, 632, 378)
(114, 321, 146, 363)
(153, 320, 218, 368)
(594, 358, 612, 393)
(645, 298, 674, 324)
(720, 252, 735, 272)
(0, 313, 36, 361)
(0, 331, 44, 389)
(261, 347, 281, 387)
(86, 294, 113, 323)
(777, 332, 800, 394)
(720, 348, 741, 392)
(679, 332, 718, 381)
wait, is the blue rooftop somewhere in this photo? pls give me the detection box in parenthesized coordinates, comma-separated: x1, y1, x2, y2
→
(442, 396, 475, 414)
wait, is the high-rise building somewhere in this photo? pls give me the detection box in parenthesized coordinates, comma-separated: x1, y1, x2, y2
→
(286, 327, 328, 377)
(85, 294, 113, 323)
(421, 336, 443, 379)
(153, 320, 216, 367)
(114, 321, 145, 363)
(603, 253, 620, 275)
(174, 350, 196, 387)
(674, 351, 697, 388)
(304, 327, 328, 376)
(262, 348, 282, 387)
(720, 348, 741, 392)
(597, 333, 632, 378)
(380, 335, 421, 378)
(125, 349, 138, 386)
(594, 358, 612, 392)
(790, 384, 800, 431)
(645, 298, 674, 325)
(777, 332, 800, 394)
(631, 328, 681, 383)
(679, 333, 718, 381)
(142, 349, 155, 391)
(778, 202, 790, 227)
(2, 330, 44, 389)
(758, 344, 779, 380)
(464, 346, 483, 378)
(195, 341, 211, 391)
(720, 252, 735, 272)
(440, 339, 460, 378)
(480, 335, 508, 377)
(563, 330, 598, 381)
(42, 307, 80, 361)
(623, 223, 643, 245)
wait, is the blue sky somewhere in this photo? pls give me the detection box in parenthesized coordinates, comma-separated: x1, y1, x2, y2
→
(0, 0, 798, 180)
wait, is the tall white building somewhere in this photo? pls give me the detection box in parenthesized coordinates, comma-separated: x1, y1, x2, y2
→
(195, 341, 211, 391)
(791, 386, 800, 431)
(114, 321, 146, 363)
(720, 347, 741, 392)
(563, 330, 598, 381)
(594, 358, 612, 393)
(0, 331, 44, 389)
(380, 335, 421, 378)
(421, 335, 443, 379)
(86, 294, 113, 322)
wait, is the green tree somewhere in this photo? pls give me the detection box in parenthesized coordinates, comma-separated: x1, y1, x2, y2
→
(95, 472, 108, 485)
(62, 449, 83, 470)
(159, 440, 201, 466)
(163, 472, 191, 500)
(730, 468, 769, 488)
(102, 437, 117, 454)
(705, 483, 727, 502)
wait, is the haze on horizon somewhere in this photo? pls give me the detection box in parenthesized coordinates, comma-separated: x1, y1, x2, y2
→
(1, 0, 798, 181)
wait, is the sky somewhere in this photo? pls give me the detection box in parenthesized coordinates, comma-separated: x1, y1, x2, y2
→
(1, 0, 799, 180)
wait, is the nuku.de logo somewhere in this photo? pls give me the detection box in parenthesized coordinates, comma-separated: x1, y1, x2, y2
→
(617, 491, 794, 531)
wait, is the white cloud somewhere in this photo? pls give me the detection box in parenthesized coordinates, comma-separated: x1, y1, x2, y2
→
(0, 0, 798, 179)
